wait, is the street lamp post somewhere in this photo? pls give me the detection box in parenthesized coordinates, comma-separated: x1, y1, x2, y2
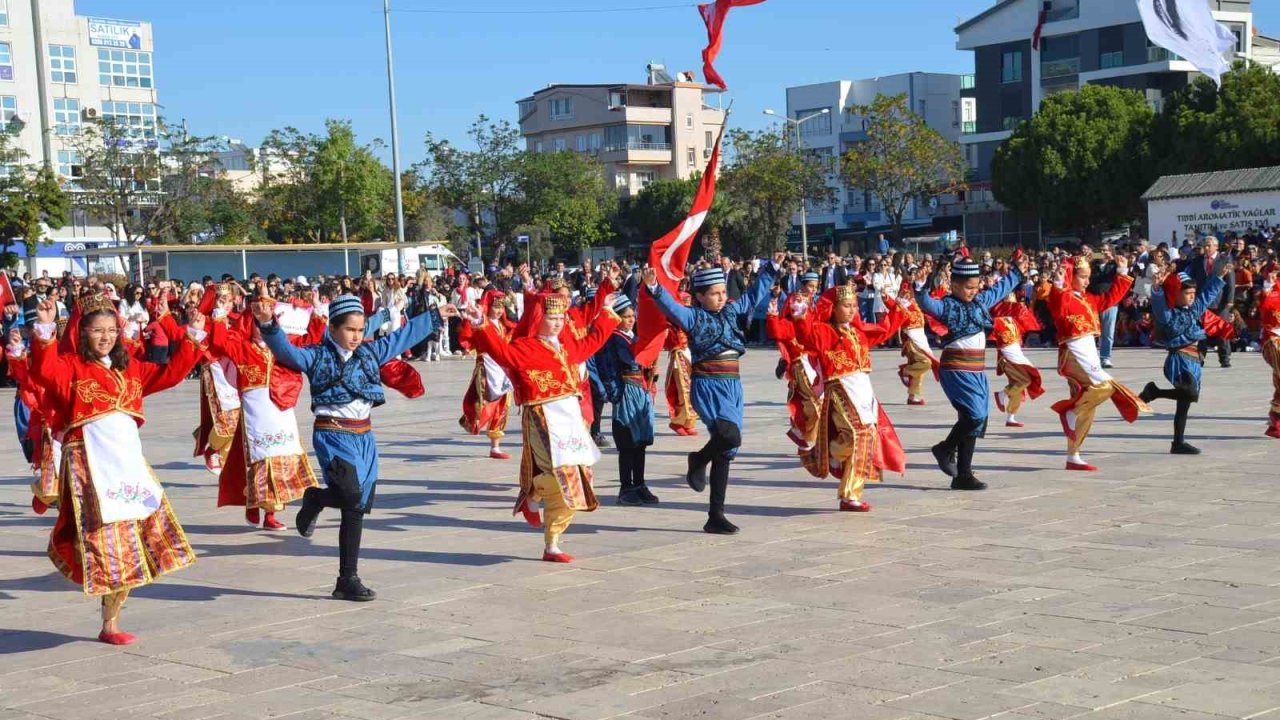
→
(764, 107, 829, 261)
(383, 0, 407, 273)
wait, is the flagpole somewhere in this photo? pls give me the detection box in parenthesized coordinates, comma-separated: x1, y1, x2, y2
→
(384, 0, 407, 274)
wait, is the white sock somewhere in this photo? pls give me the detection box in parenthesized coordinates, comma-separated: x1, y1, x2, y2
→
(1008, 414, 1018, 423)
(546, 544, 561, 555)
(1068, 452, 1085, 464)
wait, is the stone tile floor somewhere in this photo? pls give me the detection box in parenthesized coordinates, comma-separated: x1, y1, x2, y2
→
(1, 348, 1279, 719)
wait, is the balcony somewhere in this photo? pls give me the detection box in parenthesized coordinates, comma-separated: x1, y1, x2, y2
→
(1147, 46, 1183, 63)
(960, 74, 975, 90)
(1041, 57, 1080, 79)
(619, 106, 672, 124)
(961, 121, 977, 134)
(843, 210, 881, 226)
(600, 142, 673, 165)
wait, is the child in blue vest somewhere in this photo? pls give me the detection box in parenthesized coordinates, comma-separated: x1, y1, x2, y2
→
(252, 293, 455, 601)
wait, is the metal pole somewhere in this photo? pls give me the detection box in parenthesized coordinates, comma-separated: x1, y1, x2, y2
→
(241, 248, 247, 279)
(383, 0, 407, 273)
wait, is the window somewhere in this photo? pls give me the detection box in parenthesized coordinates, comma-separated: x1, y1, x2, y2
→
(635, 171, 655, 188)
(795, 108, 831, 137)
(49, 45, 77, 83)
(589, 132, 601, 152)
(576, 134, 587, 152)
(100, 101, 157, 141)
(54, 98, 80, 135)
(1225, 23, 1247, 54)
(1002, 116, 1022, 131)
(705, 130, 713, 148)
(549, 97, 573, 120)
(534, 140, 543, 153)
(614, 172, 628, 188)
(687, 147, 695, 165)
(917, 100, 927, 118)
(56, 150, 82, 187)
(0, 0, 7, 26)
(685, 113, 693, 129)
(0, 95, 15, 128)
(97, 48, 153, 88)
(604, 124, 671, 150)
(553, 137, 566, 152)
(608, 90, 626, 110)
(952, 100, 960, 127)
(1001, 50, 1023, 83)
(1100, 51, 1125, 69)
(0, 42, 12, 81)
(517, 99, 535, 118)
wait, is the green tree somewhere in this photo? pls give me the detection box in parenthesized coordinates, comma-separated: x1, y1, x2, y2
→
(621, 174, 735, 244)
(68, 117, 185, 245)
(1150, 62, 1280, 176)
(991, 84, 1154, 241)
(513, 150, 616, 252)
(399, 170, 456, 245)
(417, 115, 523, 260)
(718, 127, 832, 257)
(840, 93, 964, 241)
(0, 134, 70, 259)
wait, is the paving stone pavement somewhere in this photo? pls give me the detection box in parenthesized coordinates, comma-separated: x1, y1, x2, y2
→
(2, 347, 1280, 720)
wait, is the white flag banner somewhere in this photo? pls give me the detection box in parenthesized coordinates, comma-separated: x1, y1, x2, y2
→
(1136, 0, 1237, 86)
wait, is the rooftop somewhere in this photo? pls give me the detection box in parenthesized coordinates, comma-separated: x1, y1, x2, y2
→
(1142, 165, 1280, 201)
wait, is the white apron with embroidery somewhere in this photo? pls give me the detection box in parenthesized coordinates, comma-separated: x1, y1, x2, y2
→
(999, 343, 1032, 366)
(50, 431, 63, 477)
(208, 357, 241, 411)
(483, 320, 513, 401)
(797, 355, 819, 386)
(1065, 335, 1112, 384)
(903, 326, 938, 360)
(240, 387, 305, 463)
(836, 373, 878, 426)
(82, 412, 164, 523)
(542, 397, 601, 467)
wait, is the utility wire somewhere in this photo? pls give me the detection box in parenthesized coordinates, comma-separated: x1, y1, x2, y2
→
(387, 2, 695, 15)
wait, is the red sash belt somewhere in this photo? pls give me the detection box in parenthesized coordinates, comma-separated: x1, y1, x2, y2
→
(314, 416, 372, 434)
(940, 348, 985, 373)
(693, 358, 740, 379)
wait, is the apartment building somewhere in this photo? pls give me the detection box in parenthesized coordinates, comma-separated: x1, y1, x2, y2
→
(1, 0, 158, 273)
(784, 72, 969, 252)
(955, 0, 1274, 246)
(516, 64, 726, 197)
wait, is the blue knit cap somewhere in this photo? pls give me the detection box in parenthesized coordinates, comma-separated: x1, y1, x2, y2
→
(801, 271, 820, 284)
(951, 259, 981, 278)
(692, 267, 726, 290)
(585, 286, 598, 299)
(613, 295, 633, 313)
(329, 294, 364, 324)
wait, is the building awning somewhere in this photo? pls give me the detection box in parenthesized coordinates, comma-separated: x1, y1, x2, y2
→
(1142, 166, 1280, 202)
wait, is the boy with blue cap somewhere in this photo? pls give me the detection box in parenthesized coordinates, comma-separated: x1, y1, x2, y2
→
(644, 251, 784, 534)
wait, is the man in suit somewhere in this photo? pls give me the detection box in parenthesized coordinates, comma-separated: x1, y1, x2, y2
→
(779, 260, 802, 297)
(720, 256, 746, 301)
(1186, 235, 1236, 368)
(821, 252, 846, 290)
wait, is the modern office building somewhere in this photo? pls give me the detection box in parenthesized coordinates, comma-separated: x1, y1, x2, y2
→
(783, 72, 970, 252)
(1, 0, 158, 273)
(955, 0, 1275, 247)
(516, 63, 726, 197)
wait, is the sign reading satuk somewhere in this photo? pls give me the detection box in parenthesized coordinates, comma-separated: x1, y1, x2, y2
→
(87, 17, 145, 49)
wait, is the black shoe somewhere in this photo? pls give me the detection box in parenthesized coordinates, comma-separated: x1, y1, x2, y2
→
(704, 513, 739, 535)
(774, 359, 787, 380)
(616, 488, 644, 506)
(1171, 441, 1201, 455)
(1220, 360, 1232, 369)
(931, 443, 958, 478)
(951, 474, 987, 491)
(686, 452, 707, 493)
(592, 434, 611, 448)
(1139, 382, 1158, 405)
(332, 575, 376, 602)
(636, 485, 660, 504)
(295, 487, 323, 538)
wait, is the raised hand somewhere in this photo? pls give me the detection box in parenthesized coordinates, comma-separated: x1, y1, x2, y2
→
(642, 267, 658, 287)
(1218, 261, 1234, 279)
(251, 296, 275, 324)
(439, 303, 460, 318)
(602, 292, 620, 310)
(767, 298, 779, 316)
(35, 297, 57, 325)
(188, 311, 207, 333)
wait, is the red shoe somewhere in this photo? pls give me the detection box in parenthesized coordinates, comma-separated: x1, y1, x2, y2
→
(245, 508, 260, 526)
(32, 497, 48, 515)
(839, 500, 872, 512)
(520, 502, 543, 529)
(1005, 420, 1024, 428)
(993, 391, 1006, 413)
(262, 512, 285, 531)
(542, 551, 575, 563)
(907, 398, 926, 406)
(671, 426, 694, 437)
(1266, 425, 1280, 439)
(98, 630, 137, 646)
(1065, 461, 1097, 472)
(490, 450, 511, 460)
(204, 451, 222, 475)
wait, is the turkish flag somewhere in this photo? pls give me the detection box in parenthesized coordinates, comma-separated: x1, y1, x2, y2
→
(698, 0, 766, 90)
(633, 128, 724, 367)
(0, 273, 14, 309)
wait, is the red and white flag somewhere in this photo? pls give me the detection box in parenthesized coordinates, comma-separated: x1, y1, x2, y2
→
(698, 0, 766, 90)
(1032, 1, 1050, 50)
(634, 127, 725, 365)
(0, 273, 16, 309)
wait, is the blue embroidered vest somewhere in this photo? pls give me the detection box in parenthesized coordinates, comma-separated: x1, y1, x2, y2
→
(308, 341, 386, 411)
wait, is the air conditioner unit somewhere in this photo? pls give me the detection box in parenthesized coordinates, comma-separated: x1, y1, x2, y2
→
(82, 107, 99, 120)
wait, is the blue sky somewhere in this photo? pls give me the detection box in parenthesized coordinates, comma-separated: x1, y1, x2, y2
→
(76, 0, 1280, 161)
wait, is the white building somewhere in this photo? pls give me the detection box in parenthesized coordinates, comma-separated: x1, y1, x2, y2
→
(784, 72, 969, 253)
(1, 0, 158, 275)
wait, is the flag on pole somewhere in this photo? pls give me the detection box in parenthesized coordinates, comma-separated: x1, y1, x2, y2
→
(1136, 0, 1237, 86)
(0, 272, 15, 310)
(1032, 1, 1050, 50)
(633, 126, 726, 366)
(698, 0, 766, 90)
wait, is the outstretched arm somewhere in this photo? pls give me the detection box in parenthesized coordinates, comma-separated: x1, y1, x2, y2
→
(259, 319, 317, 373)
(1191, 274, 1225, 317)
(976, 268, 1023, 311)
(645, 281, 696, 333)
(367, 309, 432, 365)
(566, 307, 621, 365)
